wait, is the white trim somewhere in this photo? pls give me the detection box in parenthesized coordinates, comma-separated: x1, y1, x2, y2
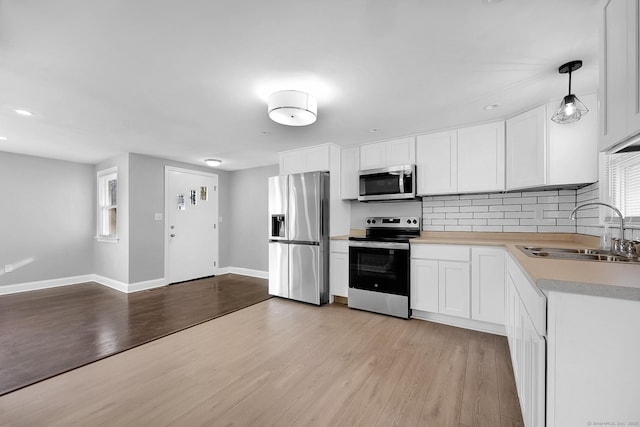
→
(92, 275, 128, 293)
(217, 267, 268, 279)
(412, 309, 506, 336)
(0, 274, 94, 295)
(0, 268, 263, 296)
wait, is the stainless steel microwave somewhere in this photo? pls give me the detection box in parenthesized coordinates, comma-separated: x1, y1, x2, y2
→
(358, 165, 417, 202)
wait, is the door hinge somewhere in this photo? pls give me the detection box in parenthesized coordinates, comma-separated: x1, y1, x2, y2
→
(214, 223, 216, 230)
(214, 261, 217, 267)
(214, 185, 217, 192)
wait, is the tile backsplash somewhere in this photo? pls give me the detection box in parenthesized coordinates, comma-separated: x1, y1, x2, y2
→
(422, 182, 640, 240)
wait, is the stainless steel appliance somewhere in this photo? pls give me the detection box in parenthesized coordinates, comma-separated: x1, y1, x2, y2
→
(268, 172, 330, 305)
(358, 164, 417, 202)
(348, 216, 420, 318)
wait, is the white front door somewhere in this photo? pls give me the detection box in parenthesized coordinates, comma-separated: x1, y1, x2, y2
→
(165, 167, 218, 284)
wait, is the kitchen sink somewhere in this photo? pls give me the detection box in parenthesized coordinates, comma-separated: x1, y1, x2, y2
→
(517, 246, 640, 263)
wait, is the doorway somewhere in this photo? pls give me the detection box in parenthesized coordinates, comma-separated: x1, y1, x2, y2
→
(165, 166, 219, 284)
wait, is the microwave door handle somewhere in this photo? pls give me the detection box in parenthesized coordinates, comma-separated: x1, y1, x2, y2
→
(399, 171, 405, 193)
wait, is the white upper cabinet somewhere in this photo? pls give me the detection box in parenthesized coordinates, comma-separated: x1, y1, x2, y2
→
(457, 121, 505, 193)
(416, 121, 504, 196)
(506, 105, 547, 190)
(416, 130, 458, 195)
(506, 99, 598, 190)
(279, 150, 304, 175)
(600, 0, 640, 152)
(279, 144, 330, 175)
(340, 146, 360, 200)
(547, 93, 598, 186)
(359, 137, 415, 170)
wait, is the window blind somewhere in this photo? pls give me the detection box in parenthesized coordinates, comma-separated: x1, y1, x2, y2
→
(606, 152, 640, 225)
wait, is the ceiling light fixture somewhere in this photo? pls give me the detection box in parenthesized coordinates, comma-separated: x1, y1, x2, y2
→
(0, 136, 7, 141)
(15, 109, 33, 117)
(551, 60, 589, 124)
(484, 104, 499, 110)
(268, 90, 317, 126)
(204, 159, 222, 167)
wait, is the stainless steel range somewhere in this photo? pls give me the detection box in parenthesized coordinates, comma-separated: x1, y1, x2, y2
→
(348, 216, 420, 319)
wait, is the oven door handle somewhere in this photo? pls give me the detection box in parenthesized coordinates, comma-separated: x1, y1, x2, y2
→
(348, 241, 410, 250)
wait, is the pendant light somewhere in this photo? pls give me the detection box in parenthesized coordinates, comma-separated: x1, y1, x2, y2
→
(551, 60, 589, 124)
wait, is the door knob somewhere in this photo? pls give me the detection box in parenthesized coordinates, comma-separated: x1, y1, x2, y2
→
(170, 234, 176, 237)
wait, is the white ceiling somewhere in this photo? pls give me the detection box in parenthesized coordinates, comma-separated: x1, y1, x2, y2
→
(0, 0, 603, 170)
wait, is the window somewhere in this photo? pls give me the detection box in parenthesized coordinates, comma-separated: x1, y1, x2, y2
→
(97, 167, 118, 240)
(603, 152, 640, 227)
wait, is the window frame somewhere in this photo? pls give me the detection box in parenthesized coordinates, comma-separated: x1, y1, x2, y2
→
(96, 167, 119, 242)
(600, 152, 640, 229)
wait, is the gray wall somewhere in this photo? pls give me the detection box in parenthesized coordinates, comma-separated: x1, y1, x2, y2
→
(227, 164, 279, 271)
(127, 153, 232, 283)
(0, 151, 95, 287)
(94, 153, 130, 283)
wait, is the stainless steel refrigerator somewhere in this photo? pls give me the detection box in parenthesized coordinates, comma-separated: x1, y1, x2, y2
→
(268, 172, 329, 305)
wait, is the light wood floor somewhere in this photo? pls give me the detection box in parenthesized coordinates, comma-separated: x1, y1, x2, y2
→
(0, 298, 523, 426)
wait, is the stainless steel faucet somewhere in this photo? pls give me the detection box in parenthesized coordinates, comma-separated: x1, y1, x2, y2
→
(569, 202, 625, 241)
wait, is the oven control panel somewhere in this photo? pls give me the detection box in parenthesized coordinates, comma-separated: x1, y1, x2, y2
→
(365, 216, 420, 229)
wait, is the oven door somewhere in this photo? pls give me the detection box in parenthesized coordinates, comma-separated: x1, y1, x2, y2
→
(348, 241, 410, 296)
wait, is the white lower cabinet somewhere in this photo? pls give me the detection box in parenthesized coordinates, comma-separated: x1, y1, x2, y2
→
(411, 244, 506, 330)
(505, 254, 546, 427)
(437, 261, 470, 318)
(471, 247, 505, 324)
(329, 240, 348, 298)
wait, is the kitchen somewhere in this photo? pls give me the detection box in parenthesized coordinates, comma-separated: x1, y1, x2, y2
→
(1, 1, 639, 426)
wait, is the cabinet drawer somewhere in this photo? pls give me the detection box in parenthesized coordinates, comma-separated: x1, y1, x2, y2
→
(330, 240, 348, 253)
(411, 244, 470, 262)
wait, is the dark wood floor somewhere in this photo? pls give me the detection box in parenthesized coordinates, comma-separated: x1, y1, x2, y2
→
(0, 274, 270, 396)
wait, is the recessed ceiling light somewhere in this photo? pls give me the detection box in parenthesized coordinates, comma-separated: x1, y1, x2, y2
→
(369, 128, 379, 133)
(260, 131, 270, 136)
(0, 136, 7, 141)
(15, 109, 33, 116)
(204, 159, 222, 167)
(484, 104, 500, 110)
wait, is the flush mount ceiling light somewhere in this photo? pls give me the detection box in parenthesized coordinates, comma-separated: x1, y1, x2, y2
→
(551, 60, 589, 124)
(204, 159, 222, 167)
(268, 90, 317, 126)
(0, 136, 7, 141)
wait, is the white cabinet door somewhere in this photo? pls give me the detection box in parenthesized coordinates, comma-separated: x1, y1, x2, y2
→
(547, 93, 598, 186)
(628, 1, 640, 136)
(410, 258, 439, 312)
(279, 150, 303, 175)
(416, 130, 458, 195)
(438, 261, 470, 318)
(471, 247, 505, 325)
(302, 145, 330, 172)
(458, 121, 505, 193)
(329, 251, 349, 298)
(386, 137, 416, 166)
(506, 105, 546, 190)
(600, 0, 634, 152)
(341, 146, 360, 199)
(359, 142, 386, 170)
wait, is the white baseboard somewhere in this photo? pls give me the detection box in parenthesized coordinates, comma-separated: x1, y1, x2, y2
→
(127, 278, 167, 293)
(0, 274, 95, 295)
(217, 267, 268, 279)
(0, 267, 265, 296)
(412, 310, 506, 336)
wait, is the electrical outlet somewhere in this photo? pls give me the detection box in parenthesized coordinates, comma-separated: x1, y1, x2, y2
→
(4, 264, 13, 273)
(154, 213, 163, 221)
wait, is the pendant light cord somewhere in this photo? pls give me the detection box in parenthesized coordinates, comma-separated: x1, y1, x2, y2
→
(568, 70, 572, 94)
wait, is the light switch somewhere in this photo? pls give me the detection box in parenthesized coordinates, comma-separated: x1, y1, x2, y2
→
(154, 213, 163, 221)
(219, 216, 223, 223)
